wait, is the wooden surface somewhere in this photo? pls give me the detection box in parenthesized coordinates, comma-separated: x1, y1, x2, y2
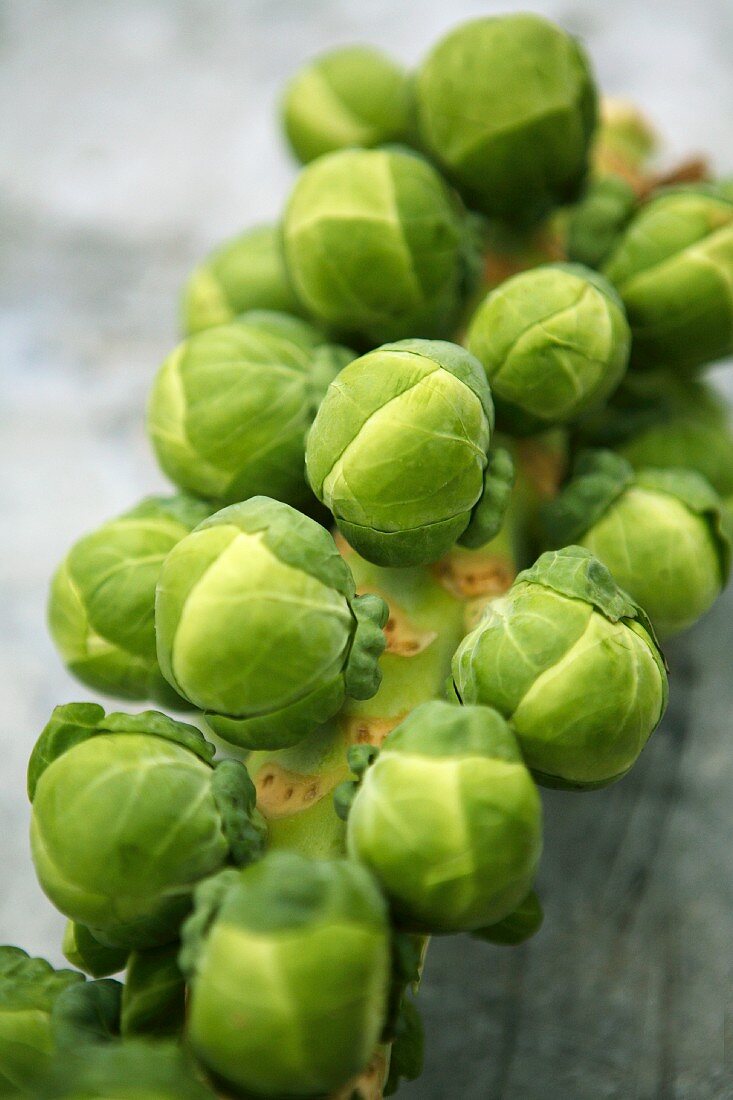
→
(1, 3, 731, 1097)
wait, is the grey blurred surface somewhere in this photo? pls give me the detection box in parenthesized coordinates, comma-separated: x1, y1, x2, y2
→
(1, 2, 731, 1096)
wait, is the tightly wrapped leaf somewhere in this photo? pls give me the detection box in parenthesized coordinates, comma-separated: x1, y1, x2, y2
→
(451, 546, 668, 789)
(415, 14, 597, 225)
(306, 339, 513, 566)
(181, 224, 304, 335)
(283, 147, 482, 346)
(48, 494, 211, 707)
(603, 187, 733, 373)
(147, 312, 353, 508)
(155, 497, 388, 749)
(543, 451, 730, 637)
(466, 264, 630, 434)
(282, 46, 412, 164)
(28, 704, 265, 950)
(180, 853, 390, 1098)
(344, 701, 542, 933)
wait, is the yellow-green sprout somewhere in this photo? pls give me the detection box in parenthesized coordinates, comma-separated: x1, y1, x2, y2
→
(181, 224, 304, 335)
(283, 146, 483, 346)
(343, 701, 542, 934)
(147, 312, 353, 508)
(451, 546, 668, 789)
(415, 14, 597, 225)
(282, 46, 412, 164)
(543, 451, 730, 637)
(180, 853, 390, 1098)
(155, 497, 388, 749)
(48, 494, 211, 708)
(604, 186, 733, 373)
(306, 339, 513, 566)
(466, 264, 630, 435)
(28, 704, 265, 950)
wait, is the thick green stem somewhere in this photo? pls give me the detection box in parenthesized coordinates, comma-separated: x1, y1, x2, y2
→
(245, 444, 561, 1098)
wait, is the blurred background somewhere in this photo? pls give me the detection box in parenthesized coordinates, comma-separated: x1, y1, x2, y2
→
(1, 2, 731, 1096)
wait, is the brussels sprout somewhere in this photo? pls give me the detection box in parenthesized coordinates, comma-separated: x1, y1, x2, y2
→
(414, 14, 597, 225)
(466, 264, 630, 435)
(603, 377, 733, 500)
(306, 339, 514, 566)
(147, 312, 353, 509)
(62, 922, 128, 979)
(282, 46, 412, 164)
(573, 372, 733, 488)
(565, 176, 638, 269)
(120, 944, 185, 1038)
(282, 147, 482, 346)
(180, 852, 390, 1098)
(48, 494, 211, 708)
(39, 1041, 216, 1099)
(603, 187, 733, 373)
(181, 224, 303, 335)
(451, 546, 668, 789)
(28, 703, 266, 950)
(0, 948, 83, 1092)
(343, 701, 542, 933)
(543, 451, 730, 637)
(155, 497, 388, 749)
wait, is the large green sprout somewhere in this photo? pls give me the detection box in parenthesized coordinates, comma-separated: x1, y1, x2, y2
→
(466, 263, 630, 434)
(28, 704, 265, 950)
(282, 146, 482, 346)
(343, 701, 542, 934)
(544, 451, 730, 637)
(451, 546, 668, 789)
(604, 187, 733, 373)
(306, 339, 514, 566)
(147, 312, 353, 508)
(415, 14, 597, 224)
(282, 46, 412, 164)
(48, 494, 211, 707)
(180, 853, 390, 1098)
(155, 497, 388, 749)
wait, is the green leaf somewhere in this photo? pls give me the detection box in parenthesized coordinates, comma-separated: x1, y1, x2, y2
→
(121, 946, 185, 1038)
(51, 979, 121, 1047)
(62, 922, 128, 979)
(542, 449, 634, 546)
(384, 999, 424, 1095)
(211, 760, 268, 867)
